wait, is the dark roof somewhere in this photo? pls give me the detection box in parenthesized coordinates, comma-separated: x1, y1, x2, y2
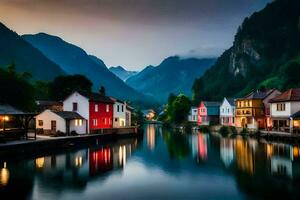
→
(54, 111, 85, 120)
(109, 97, 124, 104)
(0, 104, 27, 115)
(225, 98, 235, 106)
(203, 101, 221, 107)
(291, 110, 300, 119)
(242, 89, 277, 100)
(76, 91, 114, 104)
(269, 88, 300, 103)
(36, 100, 62, 106)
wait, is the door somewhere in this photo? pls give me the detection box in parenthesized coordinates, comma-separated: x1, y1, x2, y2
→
(51, 120, 57, 132)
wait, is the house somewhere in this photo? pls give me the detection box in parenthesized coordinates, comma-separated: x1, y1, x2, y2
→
(198, 101, 221, 125)
(126, 105, 133, 127)
(110, 97, 132, 128)
(188, 107, 198, 123)
(269, 88, 300, 133)
(110, 97, 126, 128)
(63, 91, 114, 133)
(220, 98, 235, 126)
(36, 110, 87, 135)
(235, 89, 281, 130)
(36, 100, 63, 112)
(143, 109, 156, 121)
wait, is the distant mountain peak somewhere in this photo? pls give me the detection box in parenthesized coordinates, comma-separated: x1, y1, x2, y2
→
(109, 66, 138, 81)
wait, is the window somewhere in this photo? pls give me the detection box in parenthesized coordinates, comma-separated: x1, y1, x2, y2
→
(75, 119, 82, 126)
(276, 103, 286, 111)
(72, 102, 78, 111)
(51, 120, 56, 131)
(95, 104, 98, 112)
(122, 105, 124, 112)
(104, 118, 107, 125)
(106, 104, 109, 112)
(115, 118, 118, 122)
(117, 105, 120, 112)
(38, 120, 43, 126)
(93, 119, 98, 126)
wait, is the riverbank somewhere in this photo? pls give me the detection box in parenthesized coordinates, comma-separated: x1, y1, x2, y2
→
(0, 129, 143, 157)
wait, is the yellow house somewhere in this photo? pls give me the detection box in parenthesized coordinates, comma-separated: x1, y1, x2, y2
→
(235, 89, 281, 130)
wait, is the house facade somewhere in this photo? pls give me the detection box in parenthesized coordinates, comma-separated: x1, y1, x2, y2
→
(126, 105, 133, 127)
(235, 89, 281, 130)
(188, 107, 198, 123)
(110, 97, 126, 128)
(63, 91, 114, 133)
(270, 88, 300, 133)
(36, 110, 87, 135)
(220, 98, 235, 126)
(198, 101, 221, 125)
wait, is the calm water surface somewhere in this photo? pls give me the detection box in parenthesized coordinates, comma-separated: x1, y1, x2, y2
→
(1, 125, 300, 199)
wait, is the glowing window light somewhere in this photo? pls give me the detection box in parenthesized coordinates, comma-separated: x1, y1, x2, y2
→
(75, 156, 83, 167)
(35, 157, 45, 169)
(2, 116, 9, 122)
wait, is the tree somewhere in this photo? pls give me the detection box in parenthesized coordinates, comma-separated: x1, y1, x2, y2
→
(0, 64, 35, 111)
(99, 86, 106, 96)
(48, 74, 92, 100)
(171, 94, 191, 124)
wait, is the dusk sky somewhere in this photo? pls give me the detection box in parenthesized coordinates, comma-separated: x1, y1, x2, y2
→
(0, 0, 271, 70)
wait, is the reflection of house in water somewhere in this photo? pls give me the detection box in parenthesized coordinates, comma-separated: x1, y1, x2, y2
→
(220, 138, 234, 168)
(89, 147, 112, 176)
(268, 143, 300, 179)
(235, 138, 256, 174)
(190, 133, 209, 161)
(0, 162, 9, 187)
(146, 125, 156, 150)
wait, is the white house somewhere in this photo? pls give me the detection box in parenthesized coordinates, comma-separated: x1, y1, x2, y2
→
(126, 105, 133, 127)
(188, 107, 198, 123)
(219, 98, 235, 126)
(110, 97, 132, 128)
(270, 88, 300, 132)
(36, 110, 87, 135)
(110, 97, 126, 128)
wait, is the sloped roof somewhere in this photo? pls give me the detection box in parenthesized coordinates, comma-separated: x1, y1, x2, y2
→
(76, 91, 114, 104)
(243, 89, 277, 100)
(224, 98, 235, 106)
(109, 97, 124, 104)
(0, 104, 26, 115)
(203, 101, 221, 107)
(36, 100, 62, 106)
(54, 111, 85, 120)
(269, 88, 300, 103)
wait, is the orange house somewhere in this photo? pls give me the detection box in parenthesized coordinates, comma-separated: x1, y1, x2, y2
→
(235, 89, 281, 130)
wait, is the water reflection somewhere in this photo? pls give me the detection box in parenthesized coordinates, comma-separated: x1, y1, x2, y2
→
(1, 126, 300, 199)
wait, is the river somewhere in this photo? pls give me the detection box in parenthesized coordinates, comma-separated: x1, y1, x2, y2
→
(1, 124, 300, 199)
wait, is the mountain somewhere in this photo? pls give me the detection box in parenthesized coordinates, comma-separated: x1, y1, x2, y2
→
(22, 33, 154, 104)
(109, 66, 138, 81)
(88, 55, 107, 69)
(192, 0, 300, 103)
(126, 56, 216, 103)
(0, 22, 65, 80)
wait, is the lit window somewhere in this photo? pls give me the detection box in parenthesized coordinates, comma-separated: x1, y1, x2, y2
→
(93, 119, 98, 126)
(106, 104, 109, 112)
(95, 104, 98, 112)
(75, 119, 82, 126)
(38, 120, 43, 126)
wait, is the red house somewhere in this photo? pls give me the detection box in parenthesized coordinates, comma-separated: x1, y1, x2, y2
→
(198, 101, 221, 126)
(63, 91, 114, 133)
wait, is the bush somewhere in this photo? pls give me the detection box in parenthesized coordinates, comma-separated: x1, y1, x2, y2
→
(240, 128, 249, 135)
(198, 125, 211, 133)
(219, 126, 238, 137)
